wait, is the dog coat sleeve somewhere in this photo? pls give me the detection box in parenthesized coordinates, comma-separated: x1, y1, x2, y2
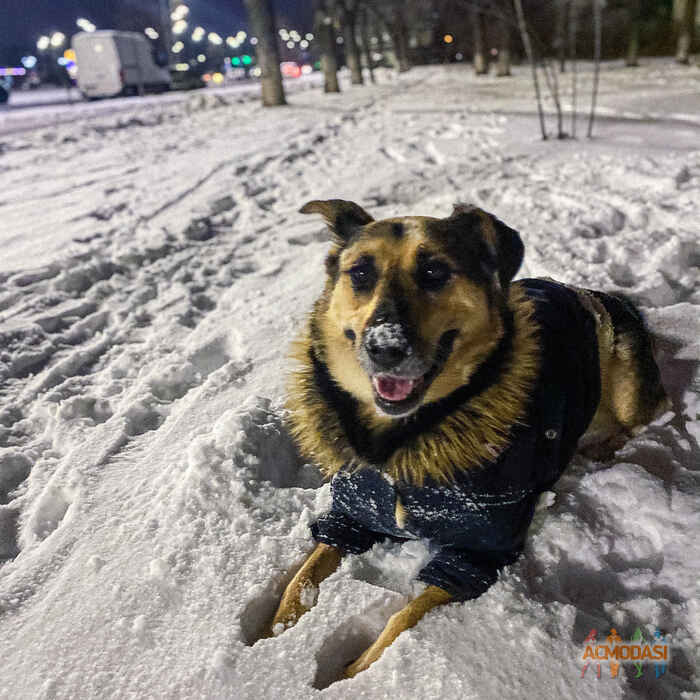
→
(310, 509, 386, 555)
(417, 546, 522, 601)
(310, 469, 399, 554)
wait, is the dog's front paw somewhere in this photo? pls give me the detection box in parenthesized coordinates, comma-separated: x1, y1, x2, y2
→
(342, 643, 383, 678)
(266, 578, 319, 637)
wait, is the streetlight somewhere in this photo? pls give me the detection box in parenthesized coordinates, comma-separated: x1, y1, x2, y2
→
(50, 32, 66, 48)
(172, 19, 188, 35)
(144, 27, 159, 40)
(37, 36, 50, 51)
(76, 18, 96, 32)
(192, 26, 205, 42)
(208, 32, 222, 45)
(170, 4, 189, 21)
(172, 41, 184, 53)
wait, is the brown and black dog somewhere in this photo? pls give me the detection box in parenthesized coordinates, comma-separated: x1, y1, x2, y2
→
(264, 200, 667, 678)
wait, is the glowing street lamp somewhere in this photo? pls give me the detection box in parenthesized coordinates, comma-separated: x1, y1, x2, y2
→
(37, 36, 50, 51)
(250, 37, 258, 45)
(76, 17, 96, 32)
(170, 4, 189, 21)
(191, 26, 205, 42)
(172, 19, 188, 35)
(50, 32, 66, 48)
(236, 30, 247, 41)
(144, 27, 159, 40)
(172, 41, 184, 53)
(208, 32, 222, 45)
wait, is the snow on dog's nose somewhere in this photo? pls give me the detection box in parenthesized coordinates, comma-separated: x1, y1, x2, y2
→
(364, 322, 411, 371)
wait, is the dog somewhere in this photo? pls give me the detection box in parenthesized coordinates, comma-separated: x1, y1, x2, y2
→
(265, 199, 667, 679)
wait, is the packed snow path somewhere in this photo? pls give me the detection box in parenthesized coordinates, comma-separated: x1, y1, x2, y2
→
(0, 63, 699, 699)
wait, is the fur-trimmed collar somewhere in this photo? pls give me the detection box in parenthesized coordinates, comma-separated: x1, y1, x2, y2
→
(286, 284, 541, 486)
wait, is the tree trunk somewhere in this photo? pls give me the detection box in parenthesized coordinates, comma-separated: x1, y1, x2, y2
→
(587, 0, 602, 137)
(393, 10, 411, 72)
(369, 4, 409, 73)
(472, 7, 488, 75)
(359, 5, 376, 84)
(338, 1, 364, 84)
(496, 14, 511, 76)
(674, 0, 698, 64)
(243, 0, 286, 106)
(555, 0, 568, 72)
(626, 0, 641, 66)
(569, 1, 578, 137)
(513, 0, 547, 138)
(315, 0, 341, 92)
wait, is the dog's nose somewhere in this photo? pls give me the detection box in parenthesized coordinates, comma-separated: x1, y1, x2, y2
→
(364, 323, 410, 370)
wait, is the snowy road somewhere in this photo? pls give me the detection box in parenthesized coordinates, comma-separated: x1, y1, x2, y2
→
(0, 63, 699, 699)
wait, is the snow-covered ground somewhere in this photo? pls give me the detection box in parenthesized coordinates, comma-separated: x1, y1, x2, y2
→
(0, 61, 699, 699)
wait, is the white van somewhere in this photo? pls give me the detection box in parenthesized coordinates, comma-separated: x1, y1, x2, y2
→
(72, 31, 171, 99)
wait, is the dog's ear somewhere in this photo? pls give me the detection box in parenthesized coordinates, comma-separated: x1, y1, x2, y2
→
(299, 199, 374, 244)
(450, 204, 524, 289)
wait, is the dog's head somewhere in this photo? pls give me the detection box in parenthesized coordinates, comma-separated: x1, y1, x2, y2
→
(301, 199, 524, 419)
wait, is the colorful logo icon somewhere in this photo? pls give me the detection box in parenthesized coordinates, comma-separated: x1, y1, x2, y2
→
(581, 628, 669, 679)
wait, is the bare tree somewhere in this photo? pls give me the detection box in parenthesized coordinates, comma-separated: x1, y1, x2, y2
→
(472, 6, 489, 74)
(370, 2, 411, 72)
(625, 0, 641, 66)
(554, 0, 569, 72)
(359, 4, 377, 84)
(337, 0, 364, 84)
(587, 0, 602, 137)
(674, 0, 698, 64)
(541, 57, 566, 137)
(496, 13, 512, 76)
(315, 0, 341, 92)
(243, 0, 286, 106)
(513, 0, 548, 138)
(569, 0, 579, 137)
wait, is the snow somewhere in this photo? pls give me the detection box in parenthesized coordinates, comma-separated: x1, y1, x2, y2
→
(0, 60, 699, 699)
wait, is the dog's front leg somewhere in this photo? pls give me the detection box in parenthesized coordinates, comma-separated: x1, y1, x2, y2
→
(344, 585, 452, 678)
(266, 543, 342, 636)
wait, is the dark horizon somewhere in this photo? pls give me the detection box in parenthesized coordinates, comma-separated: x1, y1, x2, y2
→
(0, 1, 312, 65)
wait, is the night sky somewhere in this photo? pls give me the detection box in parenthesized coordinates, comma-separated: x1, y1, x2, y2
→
(0, 1, 312, 65)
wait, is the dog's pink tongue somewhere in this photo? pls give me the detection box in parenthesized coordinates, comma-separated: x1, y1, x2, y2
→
(373, 375, 417, 402)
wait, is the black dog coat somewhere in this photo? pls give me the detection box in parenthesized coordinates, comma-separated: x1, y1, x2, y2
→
(311, 279, 601, 600)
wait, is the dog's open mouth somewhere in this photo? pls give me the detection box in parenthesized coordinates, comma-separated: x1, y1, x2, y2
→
(369, 330, 459, 417)
(372, 375, 424, 402)
(371, 373, 426, 415)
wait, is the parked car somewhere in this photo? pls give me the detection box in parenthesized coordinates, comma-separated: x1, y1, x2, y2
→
(72, 30, 171, 99)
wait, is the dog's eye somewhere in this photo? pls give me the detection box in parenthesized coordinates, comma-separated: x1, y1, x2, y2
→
(416, 261, 451, 291)
(346, 259, 377, 292)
